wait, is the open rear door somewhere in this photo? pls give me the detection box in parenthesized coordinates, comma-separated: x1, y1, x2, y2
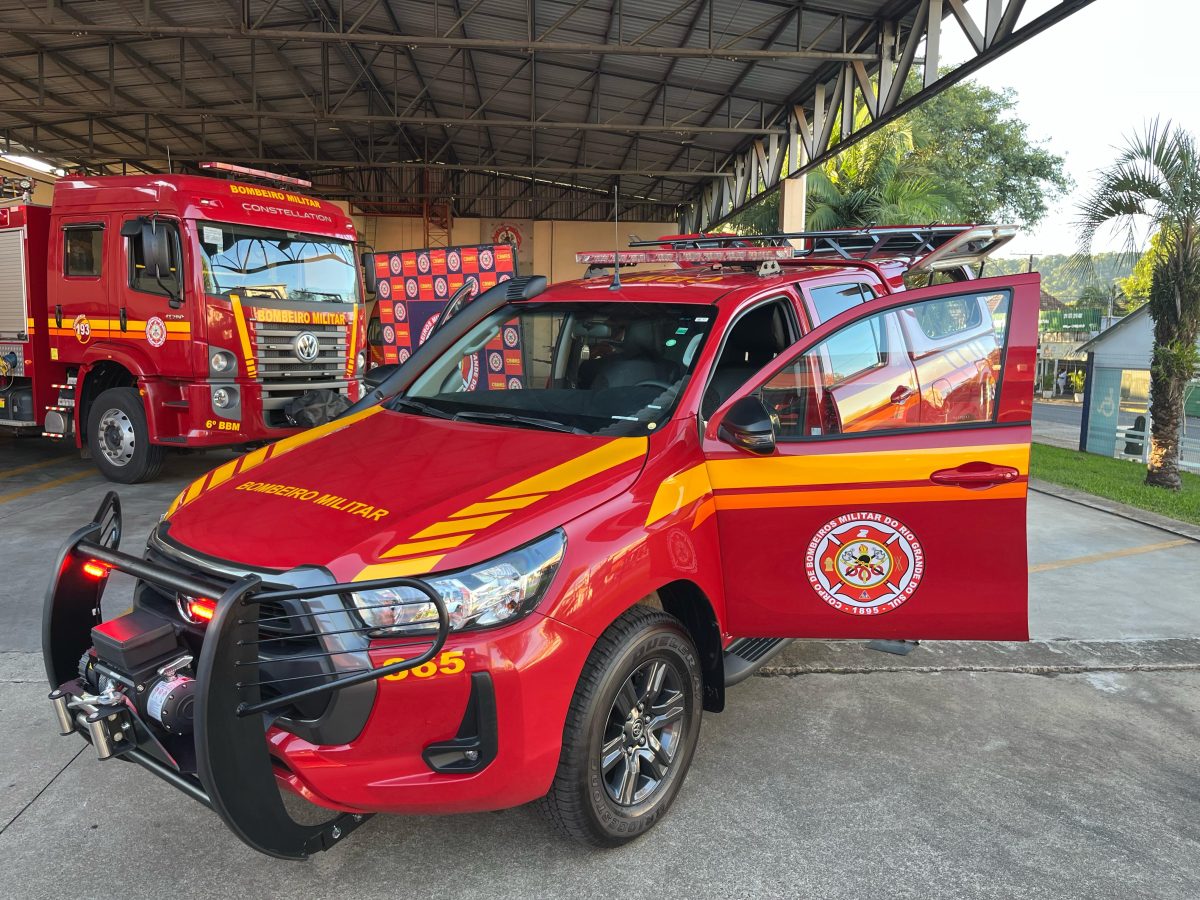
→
(703, 274, 1039, 641)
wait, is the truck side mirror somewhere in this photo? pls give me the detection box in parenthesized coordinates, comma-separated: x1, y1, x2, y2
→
(361, 252, 378, 295)
(717, 395, 776, 455)
(140, 221, 171, 278)
(363, 363, 400, 391)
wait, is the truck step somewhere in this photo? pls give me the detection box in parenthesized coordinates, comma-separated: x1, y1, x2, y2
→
(723, 637, 793, 686)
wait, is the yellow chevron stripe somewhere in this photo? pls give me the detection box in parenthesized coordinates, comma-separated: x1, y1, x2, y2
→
(490, 437, 647, 499)
(229, 293, 256, 378)
(345, 312, 358, 378)
(450, 494, 547, 517)
(353, 554, 447, 583)
(183, 475, 208, 505)
(411, 512, 510, 539)
(381, 534, 474, 558)
(206, 458, 240, 491)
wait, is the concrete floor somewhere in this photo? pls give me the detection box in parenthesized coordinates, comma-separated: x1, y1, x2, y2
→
(2, 435, 1199, 898)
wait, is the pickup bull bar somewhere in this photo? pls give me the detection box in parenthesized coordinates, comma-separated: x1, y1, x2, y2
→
(43, 491, 451, 859)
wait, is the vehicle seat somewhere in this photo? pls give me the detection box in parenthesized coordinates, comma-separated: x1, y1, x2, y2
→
(589, 320, 680, 389)
(702, 304, 790, 418)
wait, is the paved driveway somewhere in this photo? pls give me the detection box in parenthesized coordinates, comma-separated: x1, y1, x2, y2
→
(2, 436, 1198, 898)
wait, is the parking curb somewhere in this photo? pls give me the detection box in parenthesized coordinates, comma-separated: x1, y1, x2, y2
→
(760, 638, 1200, 675)
(1029, 478, 1200, 542)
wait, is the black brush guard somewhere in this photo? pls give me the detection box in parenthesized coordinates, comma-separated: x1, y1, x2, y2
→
(43, 492, 451, 859)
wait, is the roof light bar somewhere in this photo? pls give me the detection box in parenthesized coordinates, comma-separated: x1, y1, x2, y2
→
(575, 247, 795, 266)
(198, 161, 313, 189)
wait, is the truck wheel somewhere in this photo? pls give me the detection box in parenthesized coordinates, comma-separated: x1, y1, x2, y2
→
(539, 606, 703, 847)
(87, 387, 165, 483)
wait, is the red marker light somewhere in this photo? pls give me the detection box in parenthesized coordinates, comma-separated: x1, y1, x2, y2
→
(82, 561, 108, 579)
(187, 598, 218, 622)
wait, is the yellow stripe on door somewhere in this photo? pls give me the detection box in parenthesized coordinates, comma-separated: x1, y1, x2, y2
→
(706, 442, 1029, 492)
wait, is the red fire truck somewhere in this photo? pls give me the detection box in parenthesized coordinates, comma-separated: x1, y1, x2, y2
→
(43, 225, 1035, 859)
(0, 174, 366, 482)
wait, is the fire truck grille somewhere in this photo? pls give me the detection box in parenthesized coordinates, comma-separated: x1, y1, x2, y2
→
(253, 321, 350, 414)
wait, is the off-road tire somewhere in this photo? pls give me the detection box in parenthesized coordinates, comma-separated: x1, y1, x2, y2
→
(87, 387, 165, 483)
(538, 606, 703, 847)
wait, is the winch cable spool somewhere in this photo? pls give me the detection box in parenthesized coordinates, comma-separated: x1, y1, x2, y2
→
(44, 491, 453, 858)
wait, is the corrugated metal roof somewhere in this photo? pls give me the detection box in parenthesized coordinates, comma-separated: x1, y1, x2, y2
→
(0, 0, 923, 219)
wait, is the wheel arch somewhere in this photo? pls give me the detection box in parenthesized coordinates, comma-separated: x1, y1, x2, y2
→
(75, 359, 139, 446)
(652, 580, 726, 713)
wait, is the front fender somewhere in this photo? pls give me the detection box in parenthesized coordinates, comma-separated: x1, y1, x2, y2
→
(76, 343, 185, 445)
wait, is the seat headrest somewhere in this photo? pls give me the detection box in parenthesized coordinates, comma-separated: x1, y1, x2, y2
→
(622, 319, 660, 355)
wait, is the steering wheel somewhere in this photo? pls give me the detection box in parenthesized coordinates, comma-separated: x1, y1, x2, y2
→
(634, 379, 674, 391)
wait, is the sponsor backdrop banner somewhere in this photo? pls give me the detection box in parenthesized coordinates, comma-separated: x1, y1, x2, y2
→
(371, 243, 524, 390)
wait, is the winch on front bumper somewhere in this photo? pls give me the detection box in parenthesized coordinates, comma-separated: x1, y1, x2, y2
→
(42, 491, 452, 859)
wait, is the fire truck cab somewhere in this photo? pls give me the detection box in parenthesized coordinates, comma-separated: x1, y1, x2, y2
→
(42, 225, 1038, 859)
(1, 174, 366, 482)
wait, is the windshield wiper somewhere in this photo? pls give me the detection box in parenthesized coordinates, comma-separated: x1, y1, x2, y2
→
(391, 397, 456, 419)
(452, 410, 588, 435)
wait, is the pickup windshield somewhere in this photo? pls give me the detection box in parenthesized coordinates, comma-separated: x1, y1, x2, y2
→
(197, 222, 358, 303)
(393, 302, 716, 436)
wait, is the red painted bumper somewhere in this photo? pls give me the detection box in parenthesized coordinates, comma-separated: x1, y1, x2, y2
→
(268, 612, 594, 815)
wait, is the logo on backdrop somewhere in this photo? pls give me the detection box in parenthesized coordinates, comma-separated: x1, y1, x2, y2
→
(488, 351, 504, 373)
(377, 279, 391, 300)
(805, 513, 924, 616)
(447, 250, 462, 272)
(389, 254, 403, 276)
(417, 252, 431, 274)
(503, 326, 520, 349)
(382, 325, 396, 344)
(145, 316, 167, 348)
(490, 222, 523, 251)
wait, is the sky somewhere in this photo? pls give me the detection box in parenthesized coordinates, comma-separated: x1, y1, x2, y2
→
(939, 0, 1200, 258)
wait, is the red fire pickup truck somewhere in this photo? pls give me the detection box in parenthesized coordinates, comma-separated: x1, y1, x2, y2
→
(43, 225, 1036, 859)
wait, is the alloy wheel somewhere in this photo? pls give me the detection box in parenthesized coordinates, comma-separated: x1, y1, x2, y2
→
(600, 658, 686, 807)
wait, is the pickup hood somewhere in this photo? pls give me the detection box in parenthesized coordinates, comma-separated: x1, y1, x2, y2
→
(164, 406, 648, 580)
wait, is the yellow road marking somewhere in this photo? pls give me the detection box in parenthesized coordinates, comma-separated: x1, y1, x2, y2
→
(0, 456, 79, 480)
(0, 469, 96, 505)
(1029, 539, 1194, 574)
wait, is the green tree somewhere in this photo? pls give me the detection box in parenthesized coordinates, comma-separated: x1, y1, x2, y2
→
(905, 79, 1070, 227)
(726, 75, 1068, 234)
(1119, 230, 1165, 306)
(1077, 121, 1200, 491)
(804, 110, 954, 229)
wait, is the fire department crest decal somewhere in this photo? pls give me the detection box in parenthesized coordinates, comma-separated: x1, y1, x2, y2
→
(145, 316, 167, 348)
(805, 512, 925, 616)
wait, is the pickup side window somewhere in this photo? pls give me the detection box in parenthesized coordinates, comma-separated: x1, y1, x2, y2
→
(701, 298, 796, 418)
(806, 281, 875, 324)
(761, 289, 1011, 439)
(127, 220, 182, 297)
(63, 226, 104, 278)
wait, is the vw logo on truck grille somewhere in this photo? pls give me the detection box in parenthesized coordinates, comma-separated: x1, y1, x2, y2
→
(292, 331, 321, 362)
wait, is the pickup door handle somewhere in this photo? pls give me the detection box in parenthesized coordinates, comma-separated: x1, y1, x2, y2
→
(890, 385, 915, 405)
(930, 461, 1021, 490)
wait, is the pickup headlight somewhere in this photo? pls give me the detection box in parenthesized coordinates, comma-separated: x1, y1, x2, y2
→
(349, 531, 565, 635)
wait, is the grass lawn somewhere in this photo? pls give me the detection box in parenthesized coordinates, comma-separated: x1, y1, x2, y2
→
(1030, 443, 1200, 526)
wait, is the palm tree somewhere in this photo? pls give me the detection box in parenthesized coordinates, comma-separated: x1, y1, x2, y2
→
(805, 112, 956, 230)
(1076, 121, 1200, 490)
